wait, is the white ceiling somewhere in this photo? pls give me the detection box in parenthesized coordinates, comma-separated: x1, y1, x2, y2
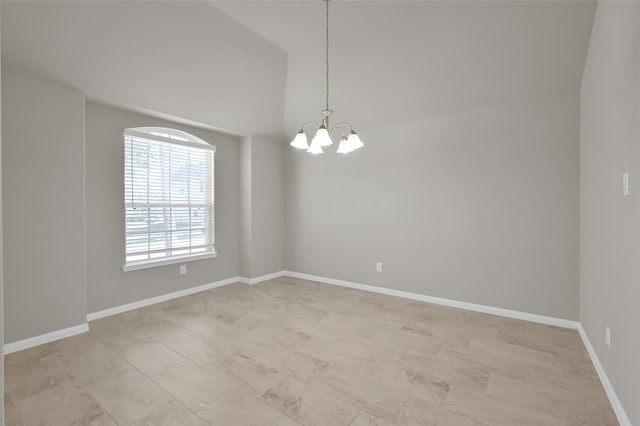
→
(214, 1, 597, 133)
(2, 1, 597, 136)
(1, 1, 287, 136)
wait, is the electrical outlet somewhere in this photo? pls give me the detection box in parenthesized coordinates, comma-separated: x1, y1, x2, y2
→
(605, 326, 611, 349)
(180, 264, 187, 275)
(376, 262, 383, 272)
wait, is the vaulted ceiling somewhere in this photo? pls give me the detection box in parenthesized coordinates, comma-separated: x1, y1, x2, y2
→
(214, 1, 597, 133)
(1, 1, 287, 136)
(2, 1, 597, 136)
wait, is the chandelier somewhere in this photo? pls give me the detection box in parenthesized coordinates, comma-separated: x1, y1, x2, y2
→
(290, 0, 364, 155)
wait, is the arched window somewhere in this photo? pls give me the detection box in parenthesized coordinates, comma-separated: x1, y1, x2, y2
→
(123, 127, 216, 271)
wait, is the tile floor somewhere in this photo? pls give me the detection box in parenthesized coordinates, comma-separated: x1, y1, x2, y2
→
(3, 277, 618, 425)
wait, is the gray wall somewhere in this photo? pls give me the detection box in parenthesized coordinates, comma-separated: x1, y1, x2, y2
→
(239, 138, 252, 278)
(2, 72, 87, 343)
(85, 101, 242, 313)
(285, 93, 580, 320)
(239, 136, 285, 279)
(249, 136, 284, 278)
(1, 10, 4, 422)
(580, 2, 640, 424)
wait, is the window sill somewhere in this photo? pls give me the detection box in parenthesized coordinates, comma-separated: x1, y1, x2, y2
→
(122, 251, 218, 272)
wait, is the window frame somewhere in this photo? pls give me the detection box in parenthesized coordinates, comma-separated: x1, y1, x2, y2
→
(122, 127, 216, 272)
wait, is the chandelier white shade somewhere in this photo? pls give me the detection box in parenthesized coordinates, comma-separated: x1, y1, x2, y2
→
(290, 131, 309, 149)
(290, 0, 364, 155)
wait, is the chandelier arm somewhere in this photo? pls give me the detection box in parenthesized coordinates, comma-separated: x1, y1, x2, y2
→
(300, 122, 320, 132)
(331, 122, 354, 134)
(329, 126, 346, 138)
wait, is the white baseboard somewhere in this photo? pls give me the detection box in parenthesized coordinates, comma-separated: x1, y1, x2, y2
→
(87, 272, 286, 321)
(578, 325, 632, 426)
(87, 276, 243, 321)
(238, 271, 286, 285)
(284, 271, 633, 424)
(5, 269, 629, 426)
(283, 271, 580, 329)
(3, 323, 89, 355)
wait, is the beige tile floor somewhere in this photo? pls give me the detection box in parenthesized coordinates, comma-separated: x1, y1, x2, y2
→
(3, 277, 618, 425)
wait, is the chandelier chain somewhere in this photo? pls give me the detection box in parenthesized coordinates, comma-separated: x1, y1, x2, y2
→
(325, 0, 330, 111)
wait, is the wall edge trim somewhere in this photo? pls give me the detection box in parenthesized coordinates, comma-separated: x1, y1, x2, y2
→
(5, 271, 579, 349)
(284, 271, 635, 424)
(283, 271, 579, 328)
(578, 325, 632, 426)
(3, 323, 89, 355)
(86, 272, 283, 322)
(238, 271, 286, 285)
(86, 276, 243, 321)
(5, 270, 629, 423)
(6, 271, 628, 424)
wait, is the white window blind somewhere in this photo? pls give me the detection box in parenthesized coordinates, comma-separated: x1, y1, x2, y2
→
(124, 127, 215, 270)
